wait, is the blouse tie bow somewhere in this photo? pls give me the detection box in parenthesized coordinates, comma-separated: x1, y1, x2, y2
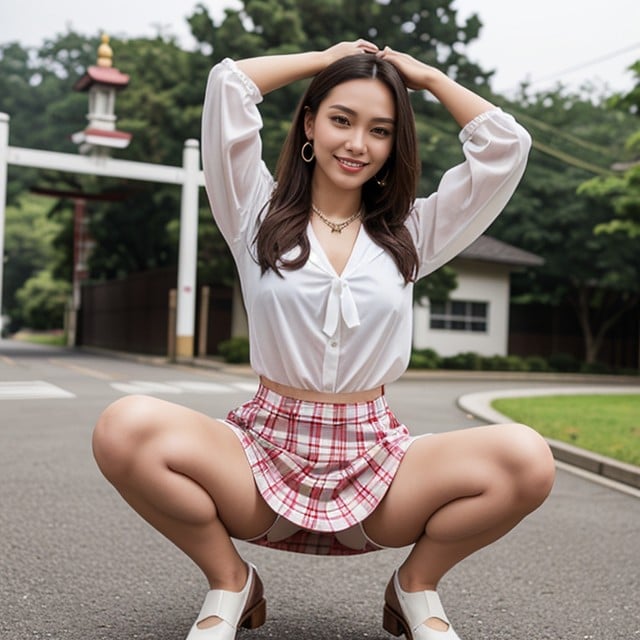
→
(322, 278, 361, 337)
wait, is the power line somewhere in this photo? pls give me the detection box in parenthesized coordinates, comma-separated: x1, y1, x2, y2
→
(420, 118, 614, 176)
(530, 140, 614, 176)
(526, 42, 640, 86)
(501, 107, 617, 157)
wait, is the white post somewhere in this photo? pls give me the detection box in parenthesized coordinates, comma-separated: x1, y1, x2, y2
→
(175, 138, 200, 359)
(0, 113, 9, 332)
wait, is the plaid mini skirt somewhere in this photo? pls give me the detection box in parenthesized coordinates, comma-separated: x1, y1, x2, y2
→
(223, 383, 415, 555)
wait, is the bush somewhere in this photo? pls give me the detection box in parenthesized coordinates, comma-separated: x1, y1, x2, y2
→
(440, 351, 483, 370)
(548, 352, 580, 373)
(409, 348, 441, 369)
(217, 336, 250, 363)
(525, 355, 550, 372)
(480, 354, 528, 371)
(504, 355, 528, 371)
(579, 361, 610, 375)
(615, 367, 640, 376)
(480, 354, 508, 370)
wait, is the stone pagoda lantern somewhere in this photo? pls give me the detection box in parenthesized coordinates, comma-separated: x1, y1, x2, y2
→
(72, 35, 132, 157)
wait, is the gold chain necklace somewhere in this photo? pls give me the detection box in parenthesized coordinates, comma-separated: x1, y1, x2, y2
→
(311, 203, 362, 233)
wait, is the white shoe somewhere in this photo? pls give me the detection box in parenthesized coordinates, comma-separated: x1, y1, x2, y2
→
(383, 570, 462, 640)
(185, 563, 266, 639)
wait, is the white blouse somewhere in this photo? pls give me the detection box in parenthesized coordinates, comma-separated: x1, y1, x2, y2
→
(202, 58, 532, 392)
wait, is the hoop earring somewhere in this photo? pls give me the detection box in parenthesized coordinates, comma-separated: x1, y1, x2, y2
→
(375, 168, 389, 187)
(301, 141, 315, 163)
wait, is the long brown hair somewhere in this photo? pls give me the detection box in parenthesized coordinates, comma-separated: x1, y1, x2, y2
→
(255, 54, 420, 283)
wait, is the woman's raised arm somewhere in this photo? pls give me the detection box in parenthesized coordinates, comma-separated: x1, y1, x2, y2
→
(236, 40, 379, 95)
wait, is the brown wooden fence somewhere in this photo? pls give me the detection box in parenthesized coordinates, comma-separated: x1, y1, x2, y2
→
(78, 267, 232, 357)
(77, 268, 638, 370)
(508, 302, 639, 370)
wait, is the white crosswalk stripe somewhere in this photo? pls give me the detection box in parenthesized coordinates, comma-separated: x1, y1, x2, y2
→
(0, 379, 258, 400)
(0, 381, 75, 400)
(167, 381, 232, 393)
(230, 381, 260, 393)
(110, 381, 184, 394)
(109, 380, 259, 395)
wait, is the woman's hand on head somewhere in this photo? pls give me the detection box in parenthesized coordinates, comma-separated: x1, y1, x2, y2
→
(378, 46, 495, 126)
(322, 40, 379, 66)
(376, 46, 437, 91)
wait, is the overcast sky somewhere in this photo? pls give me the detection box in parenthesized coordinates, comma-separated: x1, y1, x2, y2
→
(2, 0, 639, 96)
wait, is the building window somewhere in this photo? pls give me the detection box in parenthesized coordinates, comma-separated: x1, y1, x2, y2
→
(430, 300, 488, 332)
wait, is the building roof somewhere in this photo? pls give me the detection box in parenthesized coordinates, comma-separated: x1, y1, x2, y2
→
(74, 65, 130, 91)
(460, 235, 544, 267)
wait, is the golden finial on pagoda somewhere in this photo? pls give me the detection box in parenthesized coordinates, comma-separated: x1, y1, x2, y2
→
(97, 34, 113, 68)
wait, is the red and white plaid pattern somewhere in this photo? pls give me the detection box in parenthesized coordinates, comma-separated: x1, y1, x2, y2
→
(224, 384, 414, 555)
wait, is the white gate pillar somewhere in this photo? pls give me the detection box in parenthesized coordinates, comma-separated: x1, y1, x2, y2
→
(175, 138, 200, 359)
(0, 113, 9, 331)
(1, 127, 205, 352)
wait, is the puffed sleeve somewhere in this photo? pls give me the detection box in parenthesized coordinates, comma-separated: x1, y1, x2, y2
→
(201, 58, 275, 249)
(406, 109, 532, 279)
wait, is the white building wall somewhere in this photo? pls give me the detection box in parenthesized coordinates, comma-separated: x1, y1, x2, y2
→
(413, 260, 512, 357)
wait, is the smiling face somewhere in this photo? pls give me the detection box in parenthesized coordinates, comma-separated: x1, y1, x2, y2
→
(304, 78, 396, 205)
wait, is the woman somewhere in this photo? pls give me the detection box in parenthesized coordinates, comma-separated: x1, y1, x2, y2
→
(92, 40, 555, 640)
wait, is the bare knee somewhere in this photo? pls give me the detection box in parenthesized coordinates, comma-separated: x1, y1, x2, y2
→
(92, 394, 161, 481)
(500, 423, 555, 508)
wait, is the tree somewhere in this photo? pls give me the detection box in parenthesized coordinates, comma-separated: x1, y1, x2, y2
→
(0, 30, 211, 282)
(579, 60, 640, 239)
(490, 84, 640, 364)
(0, 33, 97, 155)
(15, 270, 71, 330)
(2, 195, 66, 330)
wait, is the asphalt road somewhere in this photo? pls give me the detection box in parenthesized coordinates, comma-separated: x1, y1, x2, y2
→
(0, 339, 638, 640)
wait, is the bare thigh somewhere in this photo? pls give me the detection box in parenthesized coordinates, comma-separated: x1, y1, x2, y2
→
(363, 423, 554, 547)
(92, 394, 277, 540)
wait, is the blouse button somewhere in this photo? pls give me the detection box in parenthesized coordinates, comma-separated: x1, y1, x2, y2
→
(330, 341, 338, 348)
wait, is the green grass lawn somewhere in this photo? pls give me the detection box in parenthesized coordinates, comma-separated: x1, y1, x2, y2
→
(12, 331, 66, 346)
(492, 394, 640, 467)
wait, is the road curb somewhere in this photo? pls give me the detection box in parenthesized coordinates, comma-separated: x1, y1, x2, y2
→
(458, 387, 640, 490)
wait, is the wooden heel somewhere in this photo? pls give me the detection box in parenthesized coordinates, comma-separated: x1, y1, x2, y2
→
(383, 604, 407, 637)
(241, 597, 267, 630)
